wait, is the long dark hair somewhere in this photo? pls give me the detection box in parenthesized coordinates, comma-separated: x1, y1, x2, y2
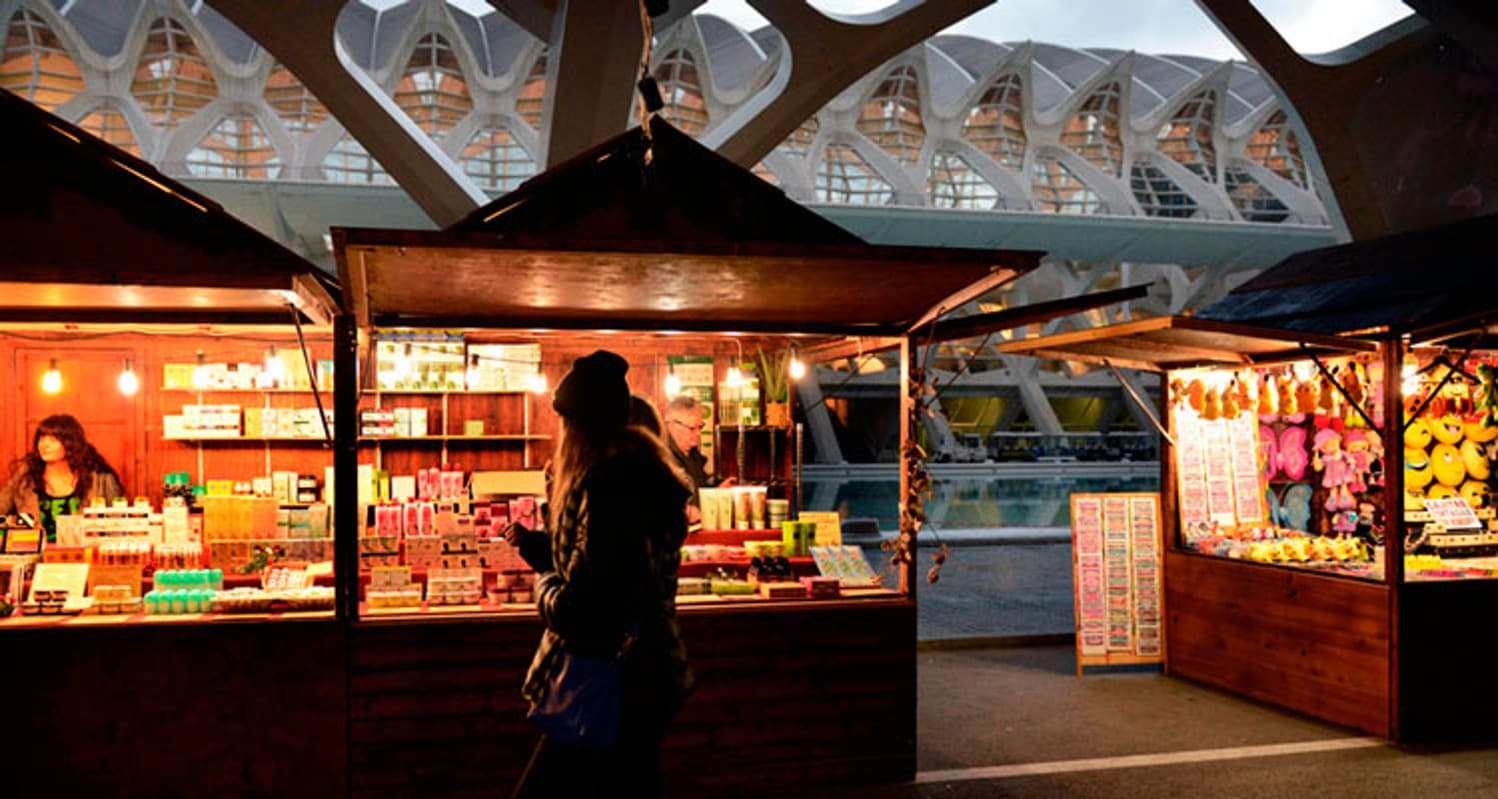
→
(548, 416, 689, 519)
(19, 415, 118, 497)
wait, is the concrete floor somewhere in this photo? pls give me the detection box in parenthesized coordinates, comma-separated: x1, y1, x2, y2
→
(789, 644, 1498, 798)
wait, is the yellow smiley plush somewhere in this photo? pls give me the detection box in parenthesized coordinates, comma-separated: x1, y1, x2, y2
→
(1405, 446, 1434, 489)
(1460, 480, 1490, 508)
(1460, 439, 1490, 481)
(1427, 485, 1456, 500)
(1431, 442, 1467, 488)
(1404, 418, 1433, 450)
(1430, 414, 1465, 445)
(1465, 419, 1498, 443)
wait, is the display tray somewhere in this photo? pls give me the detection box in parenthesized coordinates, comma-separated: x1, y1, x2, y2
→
(0, 608, 334, 628)
(677, 557, 817, 578)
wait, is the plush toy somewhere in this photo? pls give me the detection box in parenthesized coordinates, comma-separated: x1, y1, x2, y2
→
(1222, 383, 1240, 419)
(1478, 364, 1498, 427)
(1460, 438, 1490, 481)
(1404, 446, 1434, 490)
(1404, 418, 1433, 450)
(1277, 376, 1296, 422)
(1343, 429, 1382, 493)
(1431, 442, 1467, 488)
(1430, 414, 1465, 445)
(1258, 374, 1278, 420)
(1187, 379, 1206, 413)
(1460, 479, 1490, 508)
(1295, 378, 1319, 418)
(1313, 428, 1355, 511)
(1202, 388, 1222, 421)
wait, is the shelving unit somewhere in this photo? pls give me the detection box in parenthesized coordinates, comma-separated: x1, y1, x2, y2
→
(162, 384, 335, 481)
(361, 386, 544, 469)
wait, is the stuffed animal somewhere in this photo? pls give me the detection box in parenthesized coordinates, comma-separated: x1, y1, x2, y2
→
(1258, 374, 1278, 420)
(1478, 364, 1498, 427)
(1313, 428, 1355, 511)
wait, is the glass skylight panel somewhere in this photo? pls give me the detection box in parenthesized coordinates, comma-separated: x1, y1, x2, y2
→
(461, 126, 536, 193)
(0, 9, 83, 111)
(1060, 81, 1122, 177)
(817, 144, 893, 205)
(132, 18, 217, 129)
(1156, 89, 1216, 183)
(516, 51, 546, 128)
(1245, 110, 1309, 191)
(265, 63, 329, 133)
(777, 117, 818, 158)
(394, 33, 472, 138)
(322, 133, 394, 185)
(857, 65, 924, 166)
(929, 152, 999, 210)
(1130, 161, 1197, 218)
(653, 48, 709, 136)
(961, 73, 1025, 170)
(77, 107, 139, 156)
(186, 114, 282, 179)
(1032, 155, 1101, 214)
(1224, 164, 1290, 222)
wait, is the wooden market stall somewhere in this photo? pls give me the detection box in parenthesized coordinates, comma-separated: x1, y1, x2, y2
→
(0, 89, 348, 797)
(997, 214, 1498, 743)
(329, 116, 1049, 797)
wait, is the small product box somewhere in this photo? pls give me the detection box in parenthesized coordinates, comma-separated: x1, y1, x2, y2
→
(463, 419, 485, 436)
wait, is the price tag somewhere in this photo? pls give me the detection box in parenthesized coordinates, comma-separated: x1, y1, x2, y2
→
(1423, 497, 1482, 530)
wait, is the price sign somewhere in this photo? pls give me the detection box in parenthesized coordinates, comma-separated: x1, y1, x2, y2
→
(1423, 497, 1482, 530)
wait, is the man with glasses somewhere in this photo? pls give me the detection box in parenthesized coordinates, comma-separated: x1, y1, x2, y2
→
(662, 396, 734, 521)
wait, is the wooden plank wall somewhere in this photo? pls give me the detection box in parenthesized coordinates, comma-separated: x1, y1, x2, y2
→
(1398, 580, 1498, 743)
(1, 620, 347, 798)
(350, 600, 916, 798)
(1165, 551, 1391, 736)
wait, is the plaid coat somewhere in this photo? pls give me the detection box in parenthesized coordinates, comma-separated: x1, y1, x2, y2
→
(522, 443, 694, 712)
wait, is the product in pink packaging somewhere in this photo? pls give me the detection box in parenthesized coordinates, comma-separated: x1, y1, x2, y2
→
(402, 503, 420, 537)
(427, 467, 443, 499)
(441, 470, 463, 501)
(417, 469, 433, 500)
(511, 496, 538, 530)
(419, 502, 435, 536)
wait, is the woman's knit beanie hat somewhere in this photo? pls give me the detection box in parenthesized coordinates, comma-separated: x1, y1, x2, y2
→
(553, 350, 630, 431)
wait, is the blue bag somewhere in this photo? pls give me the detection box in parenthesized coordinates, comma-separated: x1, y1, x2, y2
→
(525, 650, 623, 748)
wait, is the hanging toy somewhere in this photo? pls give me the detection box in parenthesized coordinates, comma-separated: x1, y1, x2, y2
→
(1222, 380, 1241, 419)
(1258, 374, 1278, 421)
(1296, 377, 1319, 417)
(1202, 387, 1222, 421)
(1313, 428, 1355, 511)
(1277, 374, 1296, 422)
(1236, 375, 1253, 412)
(1187, 379, 1206, 413)
(1477, 364, 1498, 427)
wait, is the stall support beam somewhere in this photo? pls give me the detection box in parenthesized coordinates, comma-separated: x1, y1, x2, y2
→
(1382, 338, 1403, 740)
(334, 314, 359, 621)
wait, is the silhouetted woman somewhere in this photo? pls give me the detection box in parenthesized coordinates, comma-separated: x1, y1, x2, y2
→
(511, 352, 693, 798)
(1, 414, 123, 543)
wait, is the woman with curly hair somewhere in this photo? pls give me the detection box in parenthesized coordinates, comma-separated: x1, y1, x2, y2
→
(1, 414, 123, 543)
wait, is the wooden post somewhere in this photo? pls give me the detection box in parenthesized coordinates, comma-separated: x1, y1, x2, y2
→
(899, 335, 918, 597)
(1382, 337, 1404, 740)
(334, 314, 359, 621)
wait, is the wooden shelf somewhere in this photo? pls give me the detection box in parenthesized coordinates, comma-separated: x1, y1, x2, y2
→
(358, 434, 550, 443)
(160, 387, 330, 393)
(163, 436, 331, 443)
(364, 389, 529, 396)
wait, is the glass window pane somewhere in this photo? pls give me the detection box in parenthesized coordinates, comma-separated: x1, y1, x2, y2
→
(856, 65, 924, 167)
(461, 126, 537, 193)
(394, 34, 473, 139)
(1130, 161, 1197, 218)
(265, 62, 328, 133)
(78, 107, 140, 156)
(816, 144, 892, 205)
(1156, 89, 1217, 183)
(1245, 110, 1310, 192)
(652, 49, 709, 136)
(961, 73, 1025, 170)
(1060, 81, 1122, 177)
(1032, 155, 1100, 214)
(322, 133, 393, 185)
(0, 8, 84, 111)
(186, 114, 282, 180)
(132, 18, 218, 129)
(929, 152, 998, 210)
(1224, 164, 1290, 222)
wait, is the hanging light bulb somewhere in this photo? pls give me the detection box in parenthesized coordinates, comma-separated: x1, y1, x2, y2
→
(466, 353, 481, 391)
(42, 358, 62, 395)
(1401, 360, 1420, 399)
(528, 372, 548, 395)
(789, 355, 806, 381)
(664, 362, 681, 398)
(726, 366, 743, 387)
(117, 359, 139, 396)
(394, 343, 414, 381)
(264, 345, 285, 388)
(192, 350, 209, 389)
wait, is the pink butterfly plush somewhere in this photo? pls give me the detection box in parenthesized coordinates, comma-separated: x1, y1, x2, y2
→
(1277, 426, 1309, 481)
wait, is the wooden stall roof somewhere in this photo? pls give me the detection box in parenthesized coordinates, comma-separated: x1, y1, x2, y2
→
(994, 316, 1376, 372)
(336, 228, 1031, 335)
(337, 117, 1041, 335)
(0, 89, 336, 325)
(1197, 214, 1498, 340)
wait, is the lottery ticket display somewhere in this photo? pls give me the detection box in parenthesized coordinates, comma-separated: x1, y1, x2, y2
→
(1071, 493, 1164, 671)
(1174, 405, 1267, 534)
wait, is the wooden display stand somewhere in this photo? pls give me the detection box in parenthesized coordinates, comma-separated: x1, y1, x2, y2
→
(1070, 493, 1164, 674)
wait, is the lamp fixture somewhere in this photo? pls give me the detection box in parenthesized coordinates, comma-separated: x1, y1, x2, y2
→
(789, 345, 806, 382)
(528, 372, 548, 395)
(192, 350, 209, 389)
(42, 358, 62, 395)
(117, 358, 139, 396)
(264, 345, 285, 388)
(664, 361, 681, 398)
